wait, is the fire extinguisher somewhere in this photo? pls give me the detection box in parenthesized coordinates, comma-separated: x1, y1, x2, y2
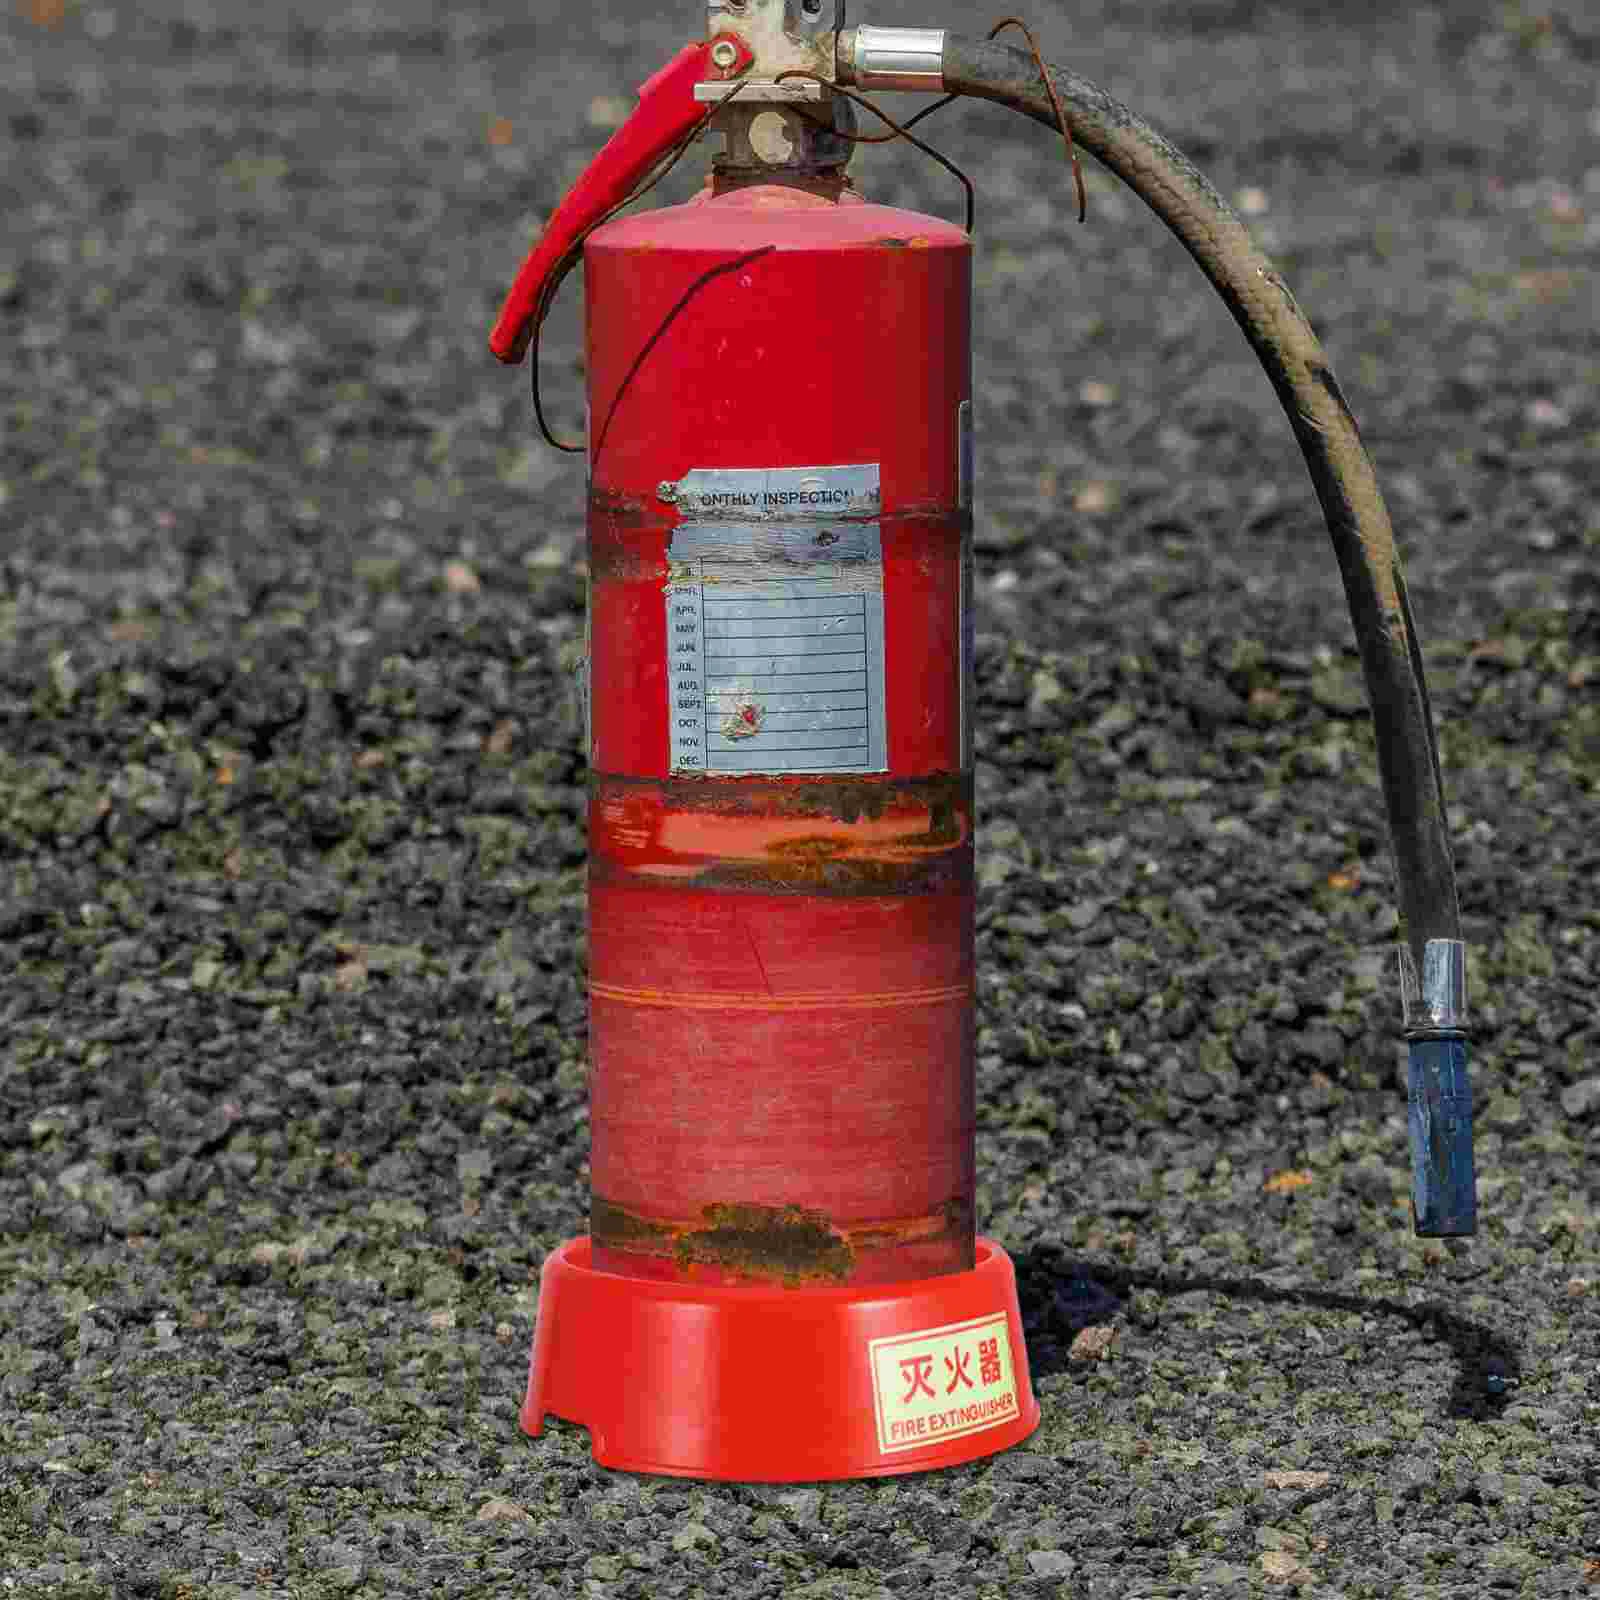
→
(490, 1, 1475, 1483)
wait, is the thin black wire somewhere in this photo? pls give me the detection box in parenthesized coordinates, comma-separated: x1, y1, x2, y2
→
(774, 70, 976, 235)
(589, 245, 777, 469)
(530, 77, 761, 452)
(889, 17, 1088, 224)
(529, 254, 587, 452)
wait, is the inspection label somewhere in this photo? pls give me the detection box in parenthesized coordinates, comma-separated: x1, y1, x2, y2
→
(665, 465, 887, 775)
(868, 1312, 1019, 1455)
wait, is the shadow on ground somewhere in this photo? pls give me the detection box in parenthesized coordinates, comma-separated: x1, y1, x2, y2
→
(1014, 1243, 1522, 1419)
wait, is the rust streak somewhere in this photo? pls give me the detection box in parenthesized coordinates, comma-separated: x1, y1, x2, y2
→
(764, 833, 851, 861)
(589, 771, 974, 897)
(591, 1196, 974, 1286)
(590, 1193, 675, 1247)
(593, 770, 969, 827)
(676, 1203, 853, 1285)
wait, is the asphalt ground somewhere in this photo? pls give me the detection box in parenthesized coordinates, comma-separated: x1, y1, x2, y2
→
(2, 1, 1598, 1596)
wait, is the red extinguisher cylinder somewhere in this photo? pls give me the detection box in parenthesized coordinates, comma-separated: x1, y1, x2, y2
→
(583, 184, 975, 1288)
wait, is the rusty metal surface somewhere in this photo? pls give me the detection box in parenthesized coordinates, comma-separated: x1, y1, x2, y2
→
(587, 491, 669, 584)
(677, 1202, 855, 1284)
(590, 1194, 977, 1286)
(598, 770, 968, 824)
(589, 499, 962, 575)
(589, 770, 973, 895)
(591, 1196, 853, 1284)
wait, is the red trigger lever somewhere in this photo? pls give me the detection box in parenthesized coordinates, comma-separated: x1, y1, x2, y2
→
(489, 34, 753, 365)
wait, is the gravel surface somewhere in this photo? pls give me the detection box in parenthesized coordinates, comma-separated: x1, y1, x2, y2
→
(3, 1, 1598, 1596)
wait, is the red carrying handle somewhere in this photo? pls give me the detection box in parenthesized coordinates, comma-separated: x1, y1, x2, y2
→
(489, 34, 754, 365)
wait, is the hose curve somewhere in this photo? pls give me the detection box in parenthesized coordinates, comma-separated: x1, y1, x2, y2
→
(935, 36, 1475, 1235)
(940, 35, 1461, 971)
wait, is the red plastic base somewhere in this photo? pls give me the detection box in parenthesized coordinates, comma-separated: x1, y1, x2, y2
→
(520, 1236, 1040, 1481)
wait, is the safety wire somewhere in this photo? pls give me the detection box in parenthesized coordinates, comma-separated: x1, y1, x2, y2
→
(775, 70, 976, 235)
(904, 17, 1088, 224)
(529, 74, 764, 452)
(786, 16, 1086, 225)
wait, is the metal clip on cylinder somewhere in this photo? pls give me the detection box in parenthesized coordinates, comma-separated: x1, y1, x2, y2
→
(1400, 939, 1476, 1237)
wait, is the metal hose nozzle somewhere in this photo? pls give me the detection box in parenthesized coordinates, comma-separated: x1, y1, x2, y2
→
(1402, 940, 1476, 1237)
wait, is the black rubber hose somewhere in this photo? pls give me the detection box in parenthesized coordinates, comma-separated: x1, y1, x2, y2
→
(935, 36, 1476, 1237)
(940, 35, 1462, 973)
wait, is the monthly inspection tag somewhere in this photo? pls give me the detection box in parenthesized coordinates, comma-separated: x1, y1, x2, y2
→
(664, 465, 887, 775)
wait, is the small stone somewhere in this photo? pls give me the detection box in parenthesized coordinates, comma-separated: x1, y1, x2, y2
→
(1470, 635, 1529, 669)
(1174, 675, 1247, 728)
(1233, 1021, 1268, 1065)
(1295, 1027, 1346, 1070)
(1524, 398, 1570, 429)
(1269, 991, 1300, 1024)
(1259, 1549, 1314, 1583)
(1262, 1170, 1313, 1195)
(777, 1488, 820, 1528)
(456, 1147, 494, 1184)
(1263, 1470, 1330, 1491)
(1559, 1077, 1600, 1119)
(143, 1160, 192, 1203)
(1073, 479, 1116, 514)
(1029, 669, 1067, 717)
(421, 1271, 459, 1305)
(1089, 700, 1135, 740)
(1483, 1091, 1526, 1133)
(475, 1498, 534, 1524)
(333, 959, 368, 991)
(1028, 1550, 1076, 1578)
(671, 1521, 718, 1552)
(1310, 665, 1367, 715)
(1068, 1324, 1117, 1362)
(443, 559, 480, 595)
(1345, 1160, 1397, 1207)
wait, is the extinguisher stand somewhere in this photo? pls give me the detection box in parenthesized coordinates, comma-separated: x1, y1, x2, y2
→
(523, 1237, 1036, 1479)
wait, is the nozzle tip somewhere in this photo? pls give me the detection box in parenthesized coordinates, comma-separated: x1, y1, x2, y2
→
(1407, 1035, 1476, 1237)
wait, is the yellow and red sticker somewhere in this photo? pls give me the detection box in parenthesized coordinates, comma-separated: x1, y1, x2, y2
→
(868, 1313, 1019, 1455)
